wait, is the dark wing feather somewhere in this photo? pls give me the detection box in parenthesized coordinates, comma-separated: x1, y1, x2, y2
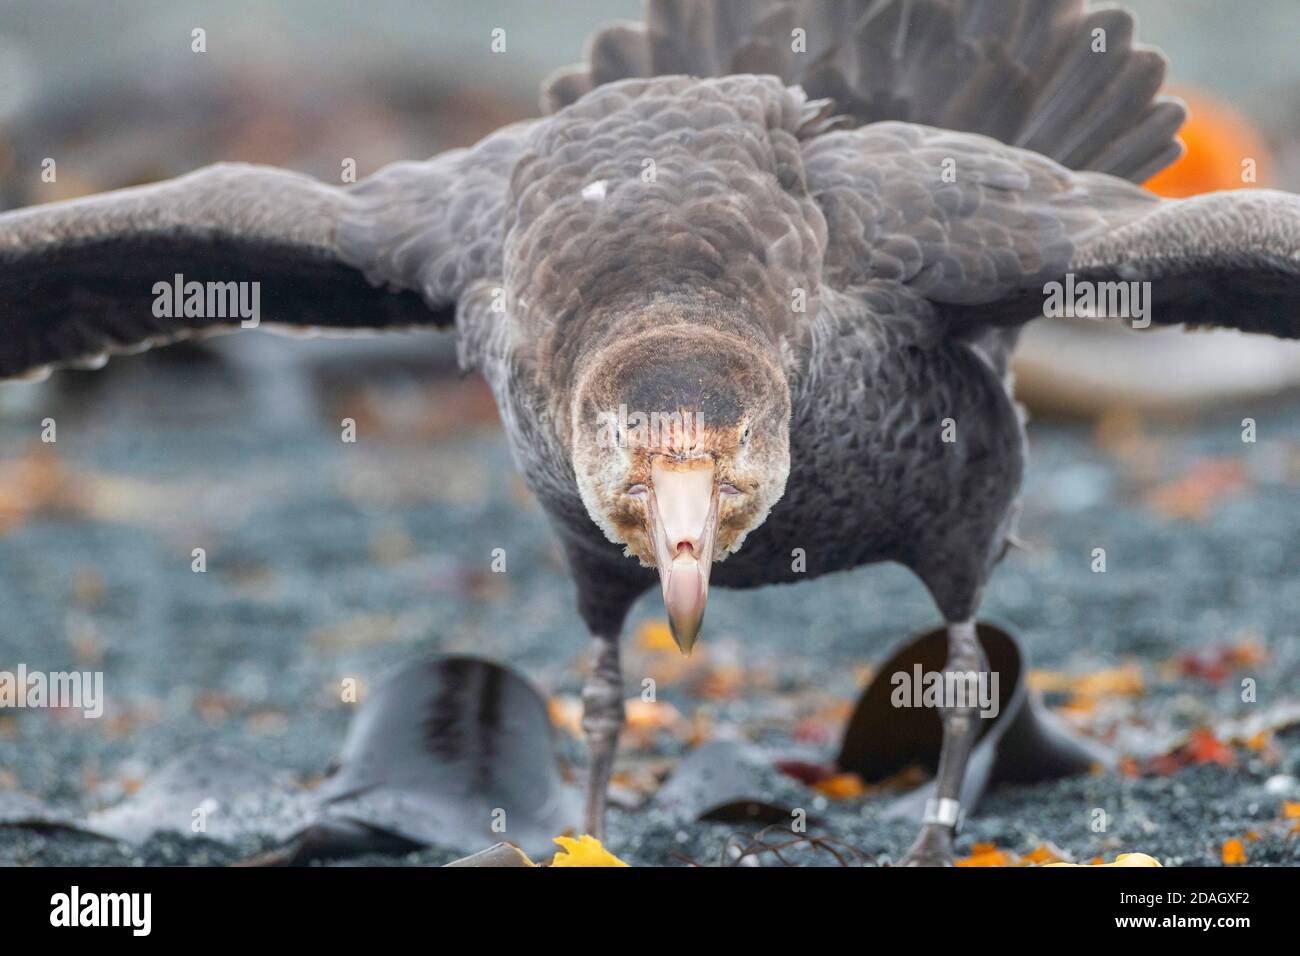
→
(336, 121, 533, 318)
(1065, 189, 1300, 338)
(0, 164, 418, 380)
(0, 123, 531, 382)
(805, 122, 1151, 302)
(805, 123, 1300, 339)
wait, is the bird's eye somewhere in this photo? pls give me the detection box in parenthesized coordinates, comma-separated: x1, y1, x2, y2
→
(740, 423, 751, 445)
(719, 483, 742, 498)
(625, 483, 648, 498)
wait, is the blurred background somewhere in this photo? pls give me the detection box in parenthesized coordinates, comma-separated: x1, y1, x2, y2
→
(1, 1, 1298, 866)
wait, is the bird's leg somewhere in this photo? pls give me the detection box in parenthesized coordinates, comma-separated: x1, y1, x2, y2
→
(581, 631, 625, 841)
(899, 619, 987, 866)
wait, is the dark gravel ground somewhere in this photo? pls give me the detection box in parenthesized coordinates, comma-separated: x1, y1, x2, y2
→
(1, 338, 1298, 867)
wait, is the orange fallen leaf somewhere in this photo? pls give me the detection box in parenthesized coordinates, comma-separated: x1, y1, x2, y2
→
(955, 843, 1015, 867)
(0, 444, 83, 534)
(1167, 640, 1268, 683)
(550, 835, 629, 867)
(622, 698, 690, 747)
(1221, 838, 1247, 865)
(547, 696, 583, 738)
(694, 663, 746, 700)
(1030, 664, 1144, 702)
(635, 619, 678, 654)
(793, 698, 854, 745)
(953, 842, 1079, 867)
(1282, 802, 1300, 820)
(1059, 697, 1097, 717)
(624, 698, 681, 729)
(1145, 728, 1236, 776)
(1076, 666, 1145, 699)
(1186, 729, 1236, 768)
(1022, 844, 1068, 865)
(811, 773, 867, 800)
(610, 760, 674, 798)
(1145, 459, 1248, 521)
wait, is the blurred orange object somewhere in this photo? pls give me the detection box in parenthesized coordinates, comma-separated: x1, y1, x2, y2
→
(634, 619, 678, 653)
(955, 843, 1015, 867)
(1145, 89, 1271, 198)
(811, 773, 867, 800)
(1221, 838, 1248, 866)
(1145, 458, 1249, 521)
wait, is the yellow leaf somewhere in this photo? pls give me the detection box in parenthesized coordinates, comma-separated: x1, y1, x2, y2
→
(550, 835, 629, 868)
(1282, 801, 1300, 820)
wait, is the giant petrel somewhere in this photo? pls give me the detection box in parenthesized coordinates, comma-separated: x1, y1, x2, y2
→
(2, 1, 1298, 864)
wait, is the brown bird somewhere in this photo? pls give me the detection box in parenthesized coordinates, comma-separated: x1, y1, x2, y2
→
(2, 1, 1298, 864)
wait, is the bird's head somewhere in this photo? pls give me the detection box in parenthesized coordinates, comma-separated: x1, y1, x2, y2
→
(571, 322, 791, 654)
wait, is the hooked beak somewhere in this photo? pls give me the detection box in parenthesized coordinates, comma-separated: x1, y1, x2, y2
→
(648, 460, 718, 656)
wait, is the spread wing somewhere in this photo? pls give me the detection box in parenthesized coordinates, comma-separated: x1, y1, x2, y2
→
(805, 122, 1300, 339)
(0, 122, 531, 381)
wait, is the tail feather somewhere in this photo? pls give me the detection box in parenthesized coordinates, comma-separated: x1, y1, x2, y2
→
(589, 23, 652, 85)
(1015, 8, 1135, 153)
(1052, 49, 1164, 168)
(542, 0, 1186, 184)
(1089, 100, 1186, 182)
(728, 6, 799, 78)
